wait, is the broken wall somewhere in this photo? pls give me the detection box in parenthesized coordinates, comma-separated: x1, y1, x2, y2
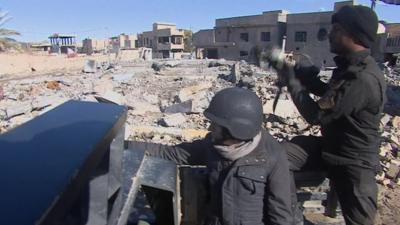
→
(285, 12, 334, 68)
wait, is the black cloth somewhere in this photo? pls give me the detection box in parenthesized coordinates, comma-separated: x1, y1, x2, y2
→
(331, 5, 378, 48)
(285, 50, 385, 225)
(283, 136, 378, 225)
(132, 130, 293, 225)
(288, 50, 386, 169)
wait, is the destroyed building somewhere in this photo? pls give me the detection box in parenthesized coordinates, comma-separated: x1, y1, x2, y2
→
(193, 0, 399, 68)
(29, 43, 52, 53)
(81, 34, 137, 55)
(284, 1, 354, 67)
(137, 22, 185, 59)
(193, 10, 287, 63)
(48, 34, 77, 54)
(110, 33, 138, 51)
(81, 38, 110, 54)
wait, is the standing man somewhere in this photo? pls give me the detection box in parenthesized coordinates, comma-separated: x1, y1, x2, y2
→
(273, 5, 386, 225)
(132, 87, 293, 225)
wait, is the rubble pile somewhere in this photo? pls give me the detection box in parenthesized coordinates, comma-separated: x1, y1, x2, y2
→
(0, 59, 233, 142)
(385, 63, 400, 116)
(1, 58, 400, 224)
(378, 66, 400, 190)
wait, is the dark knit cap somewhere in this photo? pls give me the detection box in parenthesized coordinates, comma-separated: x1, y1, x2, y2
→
(331, 5, 378, 48)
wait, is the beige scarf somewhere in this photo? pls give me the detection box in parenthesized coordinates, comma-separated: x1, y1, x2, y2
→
(213, 132, 262, 161)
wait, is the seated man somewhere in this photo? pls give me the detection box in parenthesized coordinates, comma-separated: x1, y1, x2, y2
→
(134, 87, 293, 225)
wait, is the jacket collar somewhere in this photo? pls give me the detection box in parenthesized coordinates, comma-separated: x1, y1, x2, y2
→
(234, 130, 268, 166)
(334, 50, 370, 69)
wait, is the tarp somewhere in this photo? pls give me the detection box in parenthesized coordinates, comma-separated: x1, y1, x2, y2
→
(380, 0, 400, 5)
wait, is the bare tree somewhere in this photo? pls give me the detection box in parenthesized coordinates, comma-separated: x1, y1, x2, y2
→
(0, 10, 20, 51)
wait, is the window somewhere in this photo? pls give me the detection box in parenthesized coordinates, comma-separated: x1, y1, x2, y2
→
(172, 36, 183, 45)
(158, 36, 170, 44)
(295, 31, 307, 42)
(240, 33, 249, 42)
(317, 28, 328, 41)
(261, 32, 271, 42)
(240, 51, 249, 57)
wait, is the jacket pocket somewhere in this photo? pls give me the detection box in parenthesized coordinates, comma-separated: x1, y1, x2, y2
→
(236, 166, 267, 195)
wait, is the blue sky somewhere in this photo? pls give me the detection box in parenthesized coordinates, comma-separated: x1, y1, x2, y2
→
(1, 0, 399, 42)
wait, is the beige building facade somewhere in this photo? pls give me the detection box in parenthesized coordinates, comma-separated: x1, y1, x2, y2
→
(82, 38, 110, 54)
(193, 1, 358, 67)
(194, 10, 287, 63)
(110, 33, 137, 52)
(82, 34, 137, 54)
(138, 22, 185, 59)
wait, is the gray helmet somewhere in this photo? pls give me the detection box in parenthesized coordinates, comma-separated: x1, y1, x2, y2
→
(204, 87, 263, 140)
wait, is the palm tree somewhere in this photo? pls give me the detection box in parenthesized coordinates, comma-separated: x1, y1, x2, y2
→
(0, 10, 20, 51)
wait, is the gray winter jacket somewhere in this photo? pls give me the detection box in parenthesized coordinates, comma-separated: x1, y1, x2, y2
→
(133, 129, 293, 225)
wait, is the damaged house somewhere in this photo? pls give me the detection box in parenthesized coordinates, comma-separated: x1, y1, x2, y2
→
(137, 22, 185, 59)
(193, 0, 398, 68)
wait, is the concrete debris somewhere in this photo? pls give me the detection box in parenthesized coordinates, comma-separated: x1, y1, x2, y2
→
(112, 73, 135, 83)
(164, 61, 181, 68)
(94, 78, 114, 95)
(237, 76, 256, 89)
(95, 90, 126, 106)
(151, 61, 181, 72)
(239, 60, 254, 76)
(0, 86, 4, 101)
(31, 96, 53, 111)
(0, 109, 6, 120)
(386, 161, 400, 179)
(163, 100, 192, 114)
(80, 95, 98, 103)
(263, 99, 300, 119)
(159, 113, 186, 127)
(151, 62, 164, 72)
(128, 100, 161, 115)
(380, 143, 392, 157)
(6, 92, 23, 101)
(83, 59, 97, 73)
(143, 94, 159, 105)
(178, 83, 212, 102)
(46, 80, 60, 90)
(129, 126, 208, 142)
(191, 91, 213, 113)
(392, 116, 400, 128)
(231, 62, 241, 83)
(6, 102, 32, 119)
(58, 79, 73, 87)
(381, 114, 393, 129)
(208, 59, 229, 68)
